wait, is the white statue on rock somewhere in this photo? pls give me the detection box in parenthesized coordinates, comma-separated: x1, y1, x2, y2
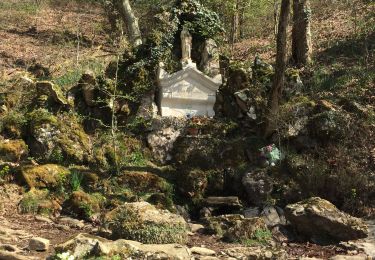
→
(180, 26, 195, 68)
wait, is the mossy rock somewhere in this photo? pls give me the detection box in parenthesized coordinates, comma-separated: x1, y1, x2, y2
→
(63, 190, 104, 220)
(19, 189, 61, 216)
(0, 139, 28, 162)
(27, 109, 92, 164)
(0, 111, 27, 138)
(56, 113, 92, 164)
(308, 110, 348, 141)
(106, 202, 188, 244)
(285, 197, 368, 243)
(206, 214, 269, 242)
(19, 164, 70, 189)
(117, 171, 172, 195)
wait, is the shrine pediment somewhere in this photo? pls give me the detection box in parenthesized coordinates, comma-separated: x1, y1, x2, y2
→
(160, 67, 221, 94)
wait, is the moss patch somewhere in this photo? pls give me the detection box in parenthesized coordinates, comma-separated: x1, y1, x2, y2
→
(63, 190, 104, 220)
(0, 139, 28, 162)
(106, 202, 187, 244)
(19, 164, 70, 190)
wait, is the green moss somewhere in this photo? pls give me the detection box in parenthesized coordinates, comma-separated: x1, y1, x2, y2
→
(26, 110, 91, 165)
(0, 111, 27, 138)
(147, 193, 175, 212)
(28, 108, 58, 126)
(0, 139, 28, 162)
(207, 215, 268, 242)
(118, 171, 172, 195)
(65, 190, 104, 220)
(55, 113, 91, 163)
(92, 132, 148, 172)
(109, 205, 187, 244)
(20, 164, 71, 190)
(241, 228, 272, 246)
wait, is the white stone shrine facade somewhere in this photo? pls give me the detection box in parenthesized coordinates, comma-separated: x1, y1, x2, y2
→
(157, 27, 222, 118)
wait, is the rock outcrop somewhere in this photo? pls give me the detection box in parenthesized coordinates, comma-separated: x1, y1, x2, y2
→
(206, 214, 268, 242)
(105, 201, 188, 244)
(26, 109, 92, 164)
(19, 164, 70, 189)
(147, 117, 186, 164)
(285, 197, 368, 243)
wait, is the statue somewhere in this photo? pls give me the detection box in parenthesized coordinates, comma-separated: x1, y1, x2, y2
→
(181, 26, 192, 65)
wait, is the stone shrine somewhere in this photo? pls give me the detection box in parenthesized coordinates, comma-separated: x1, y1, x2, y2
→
(157, 28, 222, 117)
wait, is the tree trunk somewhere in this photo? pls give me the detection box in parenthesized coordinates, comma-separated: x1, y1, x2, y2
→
(292, 0, 312, 66)
(264, 0, 291, 138)
(230, 0, 240, 46)
(115, 0, 142, 47)
(273, 0, 279, 38)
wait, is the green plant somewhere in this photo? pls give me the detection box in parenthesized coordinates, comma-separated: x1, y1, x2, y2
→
(125, 150, 147, 167)
(0, 165, 10, 180)
(70, 170, 83, 191)
(242, 228, 272, 246)
(19, 190, 48, 214)
(26, 108, 58, 127)
(49, 147, 64, 164)
(79, 202, 94, 218)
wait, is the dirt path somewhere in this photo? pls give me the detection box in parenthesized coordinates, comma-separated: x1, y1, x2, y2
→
(0, 184, 92, 259)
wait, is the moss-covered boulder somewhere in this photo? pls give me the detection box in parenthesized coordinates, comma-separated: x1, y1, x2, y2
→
(206, 214, 269, 242)
(105, 202, 188, 244)
(63, 190, 104, 220)
(26, 109, 92, 164)
(19, 189, 62, 216)
(308, 110, 348, 141)
(0, 139, 28, 162)
(117, 171, 171, 195)
(285, 197, 368, 243)
(19, 164, 70, 189)
(0, 111, 27, 138)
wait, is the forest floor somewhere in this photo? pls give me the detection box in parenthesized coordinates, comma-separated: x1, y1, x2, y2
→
(0, 0, 114, 91)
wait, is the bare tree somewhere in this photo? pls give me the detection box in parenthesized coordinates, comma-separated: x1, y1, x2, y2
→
(230, 0, 241, 49)
(115, 0, 142, 47)
(264, 0, 291, 138)
(292, 0, 312, 66)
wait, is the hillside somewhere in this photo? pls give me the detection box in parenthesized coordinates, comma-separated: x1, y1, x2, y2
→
(0, 0, 374, 259)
